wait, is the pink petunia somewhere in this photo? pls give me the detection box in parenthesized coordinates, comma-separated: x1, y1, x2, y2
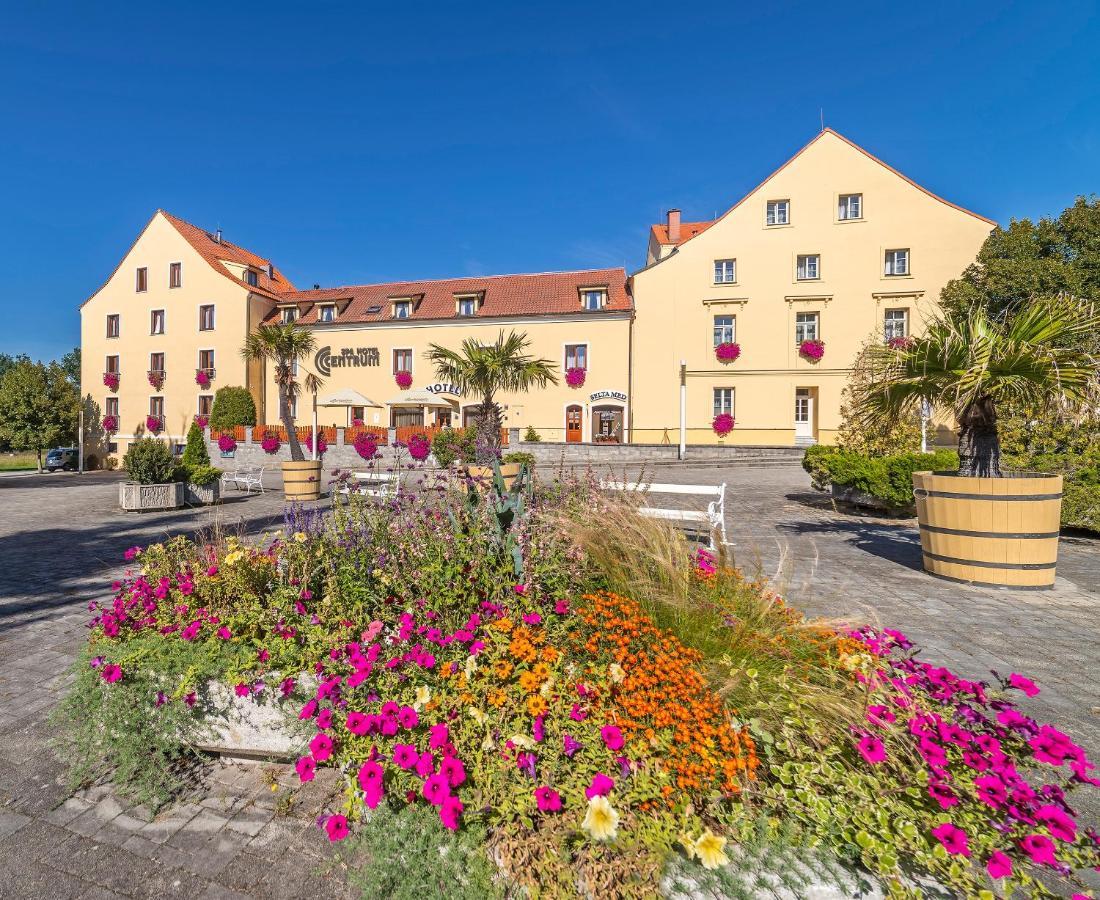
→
(309, 733, 334, 763)
(585, 773, 614, 799)
(534, 786, 561, 812)
(439, 794, 463, 830)
(931, 822, 970, 857)
(600, 725, 624, 752)
(422, 773, 451, 806)
(217, 626, 232, 640)
(415, 752, 436, 778)
(569, 704, 588, 722)
(1036, 804, 1076, 842)
(429, 723, 450, 750)
(986, 851, 1012, 879)
(295, 756, 316, 782)
(357, 760, 383, 794)
(1009, 673, 1040, 697)
(101, 664, 122, 684)
(123, 546, 142, 561)
(316, 708, 334, 730)
(325, 814, 349, 842)
(345, 711, 370, 736)
(397, 706, 419, 730)
(298, 699, 318, 720)
(1020, 833, 1058, 866)
(234, 683, 250, 698)
(974, 774, 1008, 808)
(393, 744, 418, 770)
(439, 756, 466, 788)
(857, 735, 886, 765)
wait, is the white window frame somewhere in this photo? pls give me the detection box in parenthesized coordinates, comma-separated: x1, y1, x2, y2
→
(199, 304, 215, 331)
(564, 343, 588, 370)
(393, 300, 411, 319)
(149, 396, 165, 419)
(169, 261, 183, 289)
(581, 289, 606, 311)
(150, 308, 166, 335)
(317, 304, 336, 323)
(796, 254, 820, 281)
(885, 249, 910, 276)
(457, 297, 477, 317)
(838, 194, 862, 220)
(281, 306, 298, 324)
(713, 387, 734, 417)
(884, 308, 909, 341)
(713, 259, 737, 284)
(795, 312, 820, 344)
(713, 315, 736, 346)
(198, 348, 216, 379)
(766, 200, 790, 226)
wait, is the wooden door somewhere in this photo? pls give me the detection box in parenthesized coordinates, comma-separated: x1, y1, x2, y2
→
(565, 405, 583, 443)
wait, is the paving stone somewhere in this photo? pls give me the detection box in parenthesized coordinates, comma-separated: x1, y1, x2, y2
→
(0, 807, 32, 838)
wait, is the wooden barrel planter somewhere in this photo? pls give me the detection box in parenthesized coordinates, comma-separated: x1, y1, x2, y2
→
(282, 460, 324, 501)
(912, 471, 1063, 590)
(466, 463, 522, 491)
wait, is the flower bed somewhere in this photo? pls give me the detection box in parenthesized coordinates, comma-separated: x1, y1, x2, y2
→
(57, 474, 1100, 898)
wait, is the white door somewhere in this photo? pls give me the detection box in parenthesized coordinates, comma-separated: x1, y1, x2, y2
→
(794, 389, 813, 440)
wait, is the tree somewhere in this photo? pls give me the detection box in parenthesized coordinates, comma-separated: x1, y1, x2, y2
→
(0, 353, 30, 383)
(60, 347, 81, 387)
(241, 324, 319, 462)
(426, 331, 557, 462)
(836, 338, 921, 455)
(853, 296, 1100, 477)
(0, 360, 81, 471)
(209, 386, 257, 431)
(181, 421, 210, 469)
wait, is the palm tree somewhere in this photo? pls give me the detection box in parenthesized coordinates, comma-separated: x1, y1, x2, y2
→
(426, 330, 557, 461)
(854, 296, 1100, 477)
(241, 324, 320, 462)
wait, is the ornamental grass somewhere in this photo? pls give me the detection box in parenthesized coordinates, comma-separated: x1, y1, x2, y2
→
(53, 470, 1100, 898)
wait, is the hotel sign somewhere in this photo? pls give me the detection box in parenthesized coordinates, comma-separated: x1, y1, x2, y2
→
(424, 382, 463, 396)
(590, 390, 627, 402)
(314, 346, 380, 377)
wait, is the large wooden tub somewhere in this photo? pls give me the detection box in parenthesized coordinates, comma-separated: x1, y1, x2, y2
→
(282, 460, 323, 501)
(912, 471, 1063, 589)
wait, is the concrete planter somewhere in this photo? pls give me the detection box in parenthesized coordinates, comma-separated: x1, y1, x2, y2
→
(913, 471, 1063, 590)
(119, 481, 185, 511)
(195, 679, 312, 761)
(185, 481, 221, 506)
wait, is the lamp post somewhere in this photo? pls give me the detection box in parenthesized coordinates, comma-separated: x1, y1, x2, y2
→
(678, 360, 687, 460)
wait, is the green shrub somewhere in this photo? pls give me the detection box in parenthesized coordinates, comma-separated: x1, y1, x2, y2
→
(523, 425, 542, 442)
(185, 464, 222, 487)
(503, 451, 535, 468)
(122, 438, 177, 484)
(181, 422, 210, 469)
(430, 427, 476, 467)
(802, 446, 958, 510)
(209, 386, 256, 430)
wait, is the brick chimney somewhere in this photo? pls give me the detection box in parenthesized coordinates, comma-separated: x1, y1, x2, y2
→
(666, 209, 681, 243)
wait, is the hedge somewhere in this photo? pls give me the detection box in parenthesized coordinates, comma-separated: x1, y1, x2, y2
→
(802, 446, 959, 510)
(209, 387, 257, 430)
(1005, 450, 1100, 533)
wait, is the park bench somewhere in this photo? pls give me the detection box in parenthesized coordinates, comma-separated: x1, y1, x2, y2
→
(220, 466, 266, 494)
(341, 471, 401, 501)
(601, 480, 728, 550)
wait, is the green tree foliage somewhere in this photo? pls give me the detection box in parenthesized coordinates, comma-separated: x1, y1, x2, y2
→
(0, 352, 30, 382)
(0, 360, 80, 471)
(426, 331, 557, 463)
(181, 421, 211, 469)
(209, 386, 257, 431)
(60, 347, 81, 387)
(430, 427, 477, 467)
(836, 338, 921, 455)
(122, 438, 177, 484)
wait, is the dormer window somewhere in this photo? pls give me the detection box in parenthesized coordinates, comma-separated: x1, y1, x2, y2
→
(318, 304, 336, 323)
(245, 269, 258, 287)
(281, 306, 298, 324)
(581, 289, 607, 311)
(393, 300, 411, 319)
(455, 295, 480, 317)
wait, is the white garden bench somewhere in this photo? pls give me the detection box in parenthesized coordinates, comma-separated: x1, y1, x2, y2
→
(341, 471, 400, 501)
(601, 481, 728, 550)
(221, 466, 266, 494)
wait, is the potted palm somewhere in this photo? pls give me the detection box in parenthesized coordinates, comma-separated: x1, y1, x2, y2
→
(856, 296, 1099, 588)
(426, 331, 556, 489)
(241, 324, 324, 501)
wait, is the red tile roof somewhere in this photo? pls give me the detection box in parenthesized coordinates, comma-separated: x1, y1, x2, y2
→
(263, 268, 631, 325)
(160, 211, 297, 298)
(649, 220, 715, 247)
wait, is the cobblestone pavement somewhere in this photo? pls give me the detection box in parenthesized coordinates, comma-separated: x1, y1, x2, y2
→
(0, 466, 1098, 897)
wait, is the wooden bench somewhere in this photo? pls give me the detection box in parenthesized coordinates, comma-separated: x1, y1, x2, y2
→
(601, 481, 728, 550)
(340, 471, 400, 502)
(221, 466, 266, 494)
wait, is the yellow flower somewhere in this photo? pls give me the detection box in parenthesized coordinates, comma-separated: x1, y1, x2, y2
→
(609, 662, 626, 683)
(526, 695, 548, 716)
(693, 830, 729, 870)
(518, 671, 540, 693)
(293, 531, 308, 544)
(224, 550, 245, 566)
(488, 690, 507, 707)
(679, 833, 698, 859)
(468, 707, 487, 725)
(492, 659, 513, 679)
(464, 656, 477, 680)
(413, 685, 431, 710)
(582, 796, 620, 842)
(508, 734, 535, 749)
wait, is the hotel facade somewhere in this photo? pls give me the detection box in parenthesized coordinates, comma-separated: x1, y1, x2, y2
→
(80, 130, 994, 458)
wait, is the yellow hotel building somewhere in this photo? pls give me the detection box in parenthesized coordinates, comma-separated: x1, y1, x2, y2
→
(80, 129, 993, 458)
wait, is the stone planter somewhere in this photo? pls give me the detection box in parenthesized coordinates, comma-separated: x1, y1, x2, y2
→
(185, 481, 221, 506)
(282, 459, 323, 501)
(195, 679, 312, 761)
(830, 483, 910, 517)
(119, 481, 184, 511)
(913, 471, 1063, 589)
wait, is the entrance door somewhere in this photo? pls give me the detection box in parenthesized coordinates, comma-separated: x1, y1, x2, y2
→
(592, 405, 623, 443)
(794, 389, 814, 443)
(565, 405, 583, 443)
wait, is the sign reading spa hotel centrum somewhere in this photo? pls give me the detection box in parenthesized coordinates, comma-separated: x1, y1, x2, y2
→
(314, 346, 381, 377)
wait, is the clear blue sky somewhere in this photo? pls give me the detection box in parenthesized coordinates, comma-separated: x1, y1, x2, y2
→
(1, 1, 1097, 361)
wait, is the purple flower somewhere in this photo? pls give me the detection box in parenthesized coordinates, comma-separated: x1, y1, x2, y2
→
(563, 734, 581, 758)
